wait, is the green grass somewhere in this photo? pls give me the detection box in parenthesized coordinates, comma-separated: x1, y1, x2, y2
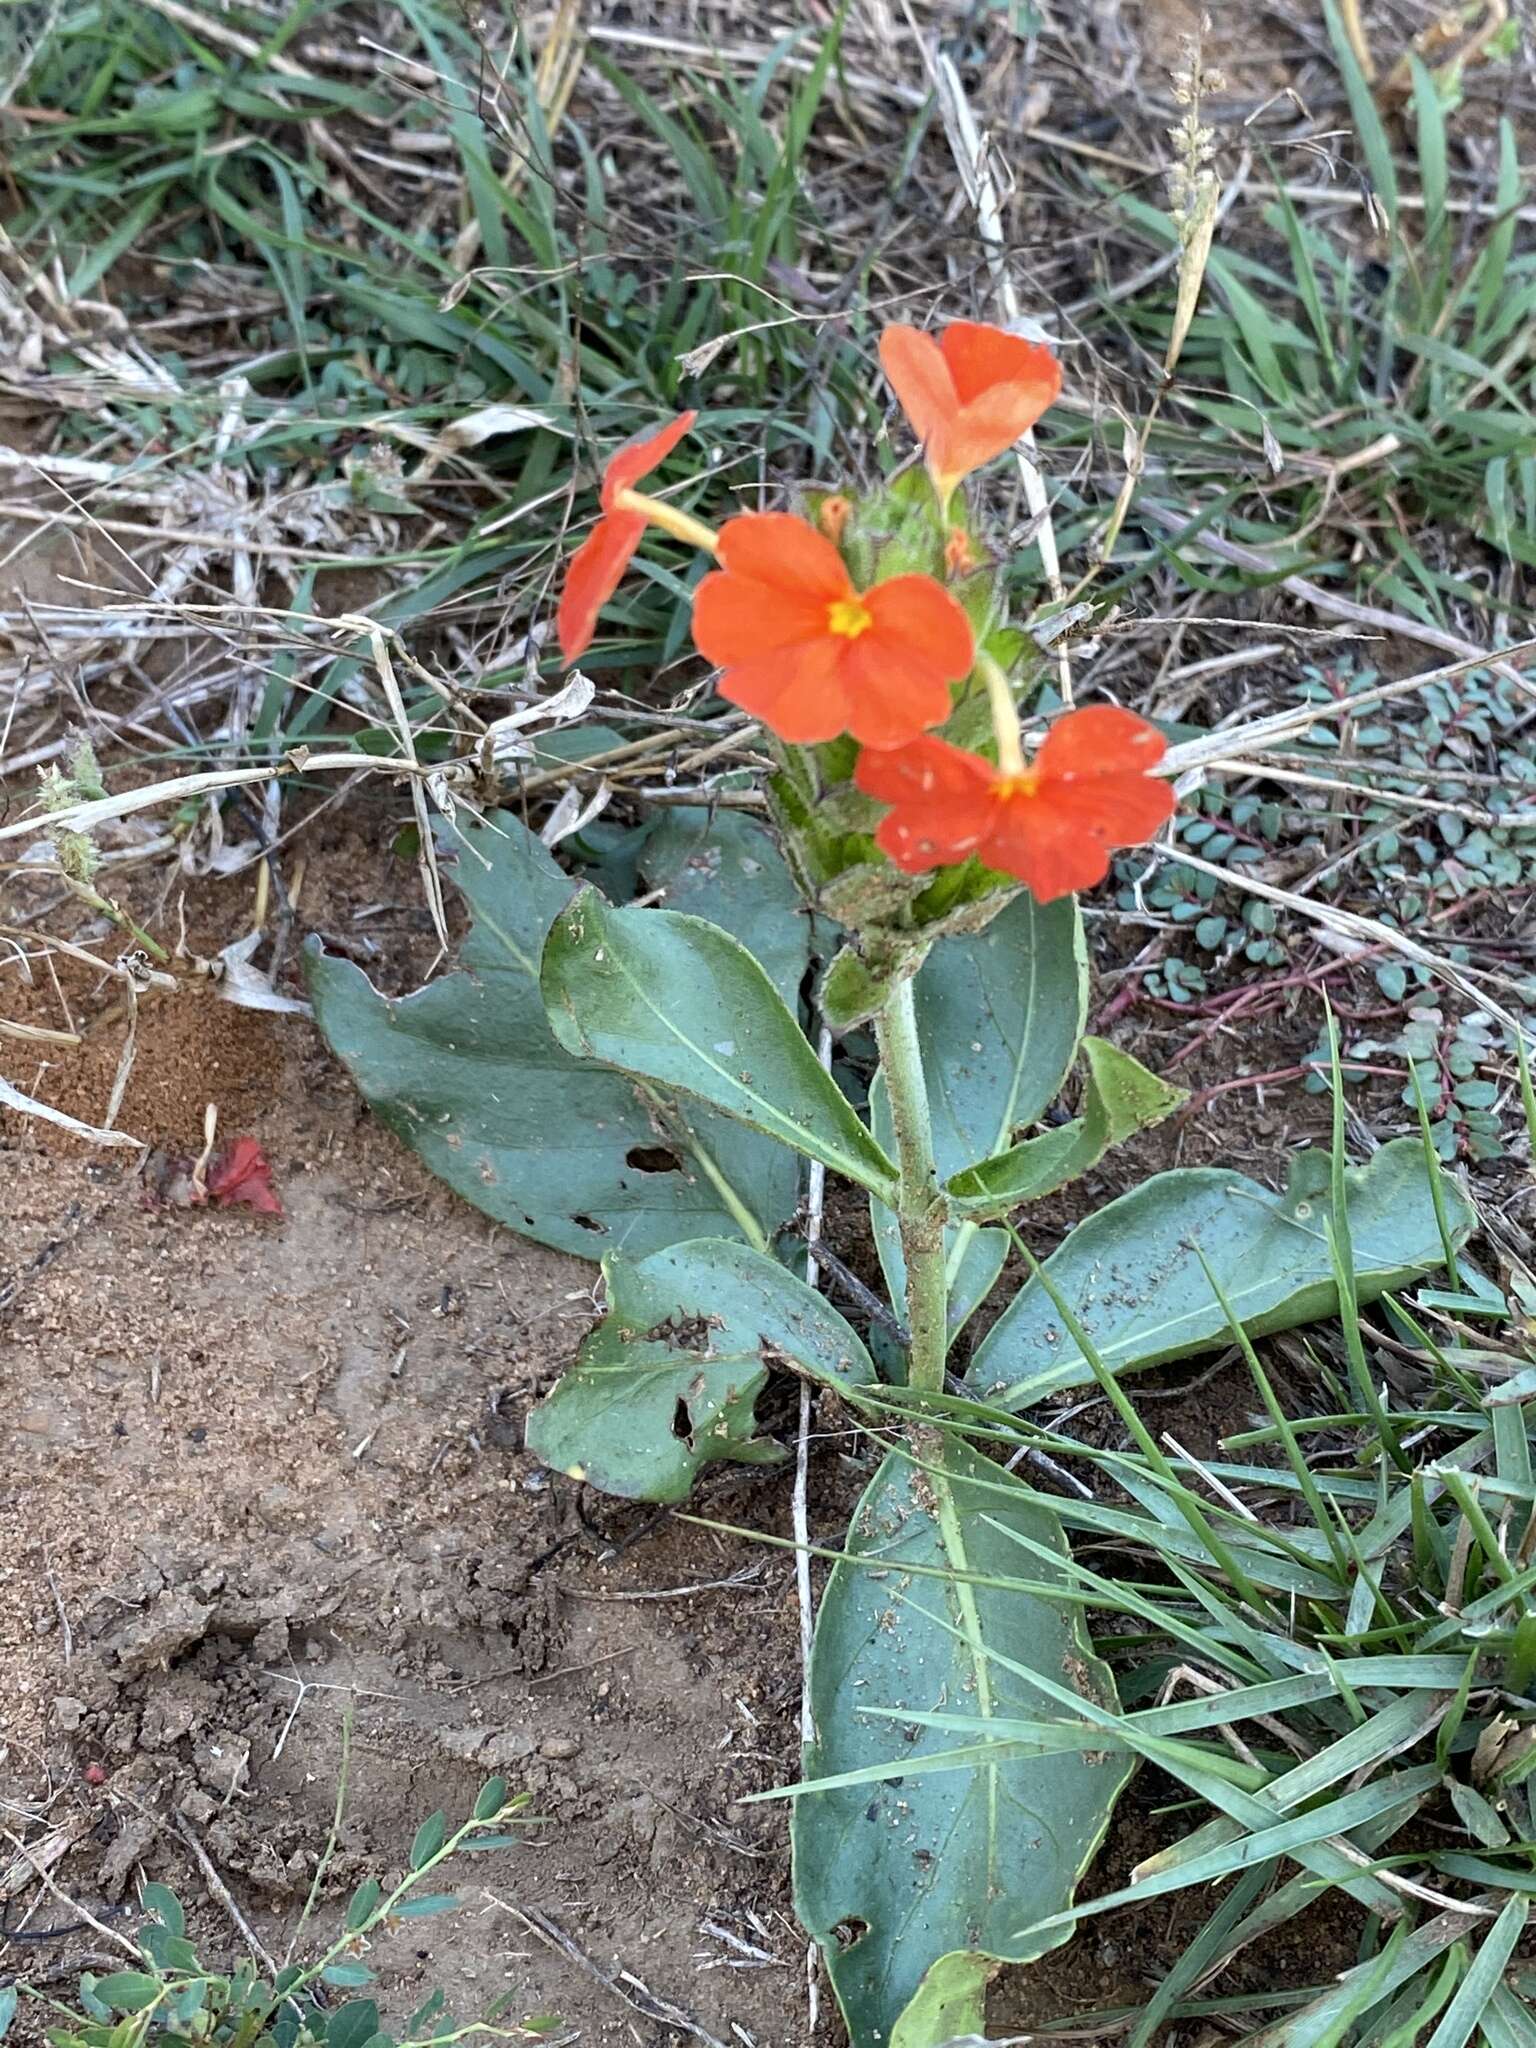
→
(1035, 22, 1535, 632)
(824, 1104, 1536, 2042)
(3, 0, 913, 739)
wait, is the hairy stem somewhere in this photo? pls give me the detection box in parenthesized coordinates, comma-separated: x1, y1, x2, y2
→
(874, 976, 949, 1394)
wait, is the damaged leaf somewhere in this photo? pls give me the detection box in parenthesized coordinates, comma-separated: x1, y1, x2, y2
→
(307, 813, 802, 1261)
(526, 1238, 876, 1501)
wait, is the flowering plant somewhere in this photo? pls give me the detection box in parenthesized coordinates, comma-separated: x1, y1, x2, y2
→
(310, 319, 1470, 2048)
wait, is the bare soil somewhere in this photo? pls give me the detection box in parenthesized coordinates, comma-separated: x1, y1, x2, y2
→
(2, 921, 834, 2044)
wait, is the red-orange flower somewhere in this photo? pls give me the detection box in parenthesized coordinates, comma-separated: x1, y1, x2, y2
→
(855, 705, 1173, 902)
(691, 512, 974, 747)
(879, 320, 1061, 505)
(557, 411, 697, 662)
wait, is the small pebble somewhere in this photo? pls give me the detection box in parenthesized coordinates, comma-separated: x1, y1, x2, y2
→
(539, 1736, 581, 1760)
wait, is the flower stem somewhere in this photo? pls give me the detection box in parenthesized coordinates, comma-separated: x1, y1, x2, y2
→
(613, 487, 719, 555)
(874, 975, 949, 1395)
(978, 651, 1027, 780)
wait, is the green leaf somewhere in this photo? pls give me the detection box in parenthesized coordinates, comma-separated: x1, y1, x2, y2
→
(323, 2002, 383, 2048)
(969, 1138, 1473, 1409)
(889, 1952, 989, 2048)
(344, 1878, 382, 1931)
(870, 890, 1086, 1342)
(819, 944, 917, 1034)
(473, 1776, 508, 1822)
(409, 1810, 447, 1869)
(392, 1892, 460, 1919)
(793, 1440, 1132, 2048)
(321, 1962, 376, 1990)
(307, 812, 798, 1260)
(138, 1883, 183, 1938)
(638, 807, 809, 1010)
(915, 889, 1088, 1166)
(541, 889, 897, 1202)
(945, 1038, 1185, 1218)
(90, 1977, 161, 2016)
(527, 1238, 875, 1501)
(1323, 0, 1399, 228)
(0, 1988, 17, 2042)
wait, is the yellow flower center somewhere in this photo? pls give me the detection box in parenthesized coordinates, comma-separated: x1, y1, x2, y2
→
(991, 768, 1039, 803)
(826, 595, 874, 640)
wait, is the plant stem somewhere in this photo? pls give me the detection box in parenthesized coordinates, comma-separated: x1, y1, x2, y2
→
(874, 976, 949, 1394)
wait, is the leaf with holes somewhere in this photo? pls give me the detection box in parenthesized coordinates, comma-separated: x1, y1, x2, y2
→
(969, 1139, 1474, 1411)
(541, 889, 897, 1202)
(793, 1439, 1132, 2048)
(307, 812, 800, 1261)
(870, 890, 1086, 1347)
(526, 1238, 876, 1501)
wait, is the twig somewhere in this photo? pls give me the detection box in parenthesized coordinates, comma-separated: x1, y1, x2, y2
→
(554, 1567, 765, 1602)
(41, 1551, 71, 1666)
(0, 1835, 140, 1961)
(170, 1814, 277, 1973)
(1139, 503, 1536, 702)
(488, 1899, 732, 2048)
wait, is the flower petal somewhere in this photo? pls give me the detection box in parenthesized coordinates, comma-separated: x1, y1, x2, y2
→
(941, 322, 1059, 408)
(864, 574, 975, 681)
(981, 792, 1113, 902)
(879, 326, 958, 457)
(600, 410, 697, 510)
(839, 638, 957, 748)
(854, 735, 994, 807)
(1035, 772, 1176, 844)
(556, 509, 646, 661)
(714, 638, 851, 744)
(1036, 703, 1167, 782)
(876, 803, 991, 874)
(713, 510, 853, 601)
(693, 571, 833, 667)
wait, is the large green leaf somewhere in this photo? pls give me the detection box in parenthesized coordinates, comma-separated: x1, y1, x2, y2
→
(969, 1140, 1474, 1411)
(639, 807, 809, 1009)
(307, 813, 798, 1260)
(870, 891, 1086, 1343)
(541, 890, 898, 1202)
(526, 1238, 875, 1502)
(793, 1439, 1132, 2048)
(945, 1038, 1185, 1219)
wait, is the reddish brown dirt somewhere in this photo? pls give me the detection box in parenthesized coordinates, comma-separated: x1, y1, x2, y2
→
(2, 806, 849, 2045)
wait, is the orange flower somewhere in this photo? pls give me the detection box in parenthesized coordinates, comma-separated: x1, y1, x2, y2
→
(692, 512, 974, 747)
(879, 320, 1061, 507)
(557, 411, 697, 661)
(854, 705, 1173, 903)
